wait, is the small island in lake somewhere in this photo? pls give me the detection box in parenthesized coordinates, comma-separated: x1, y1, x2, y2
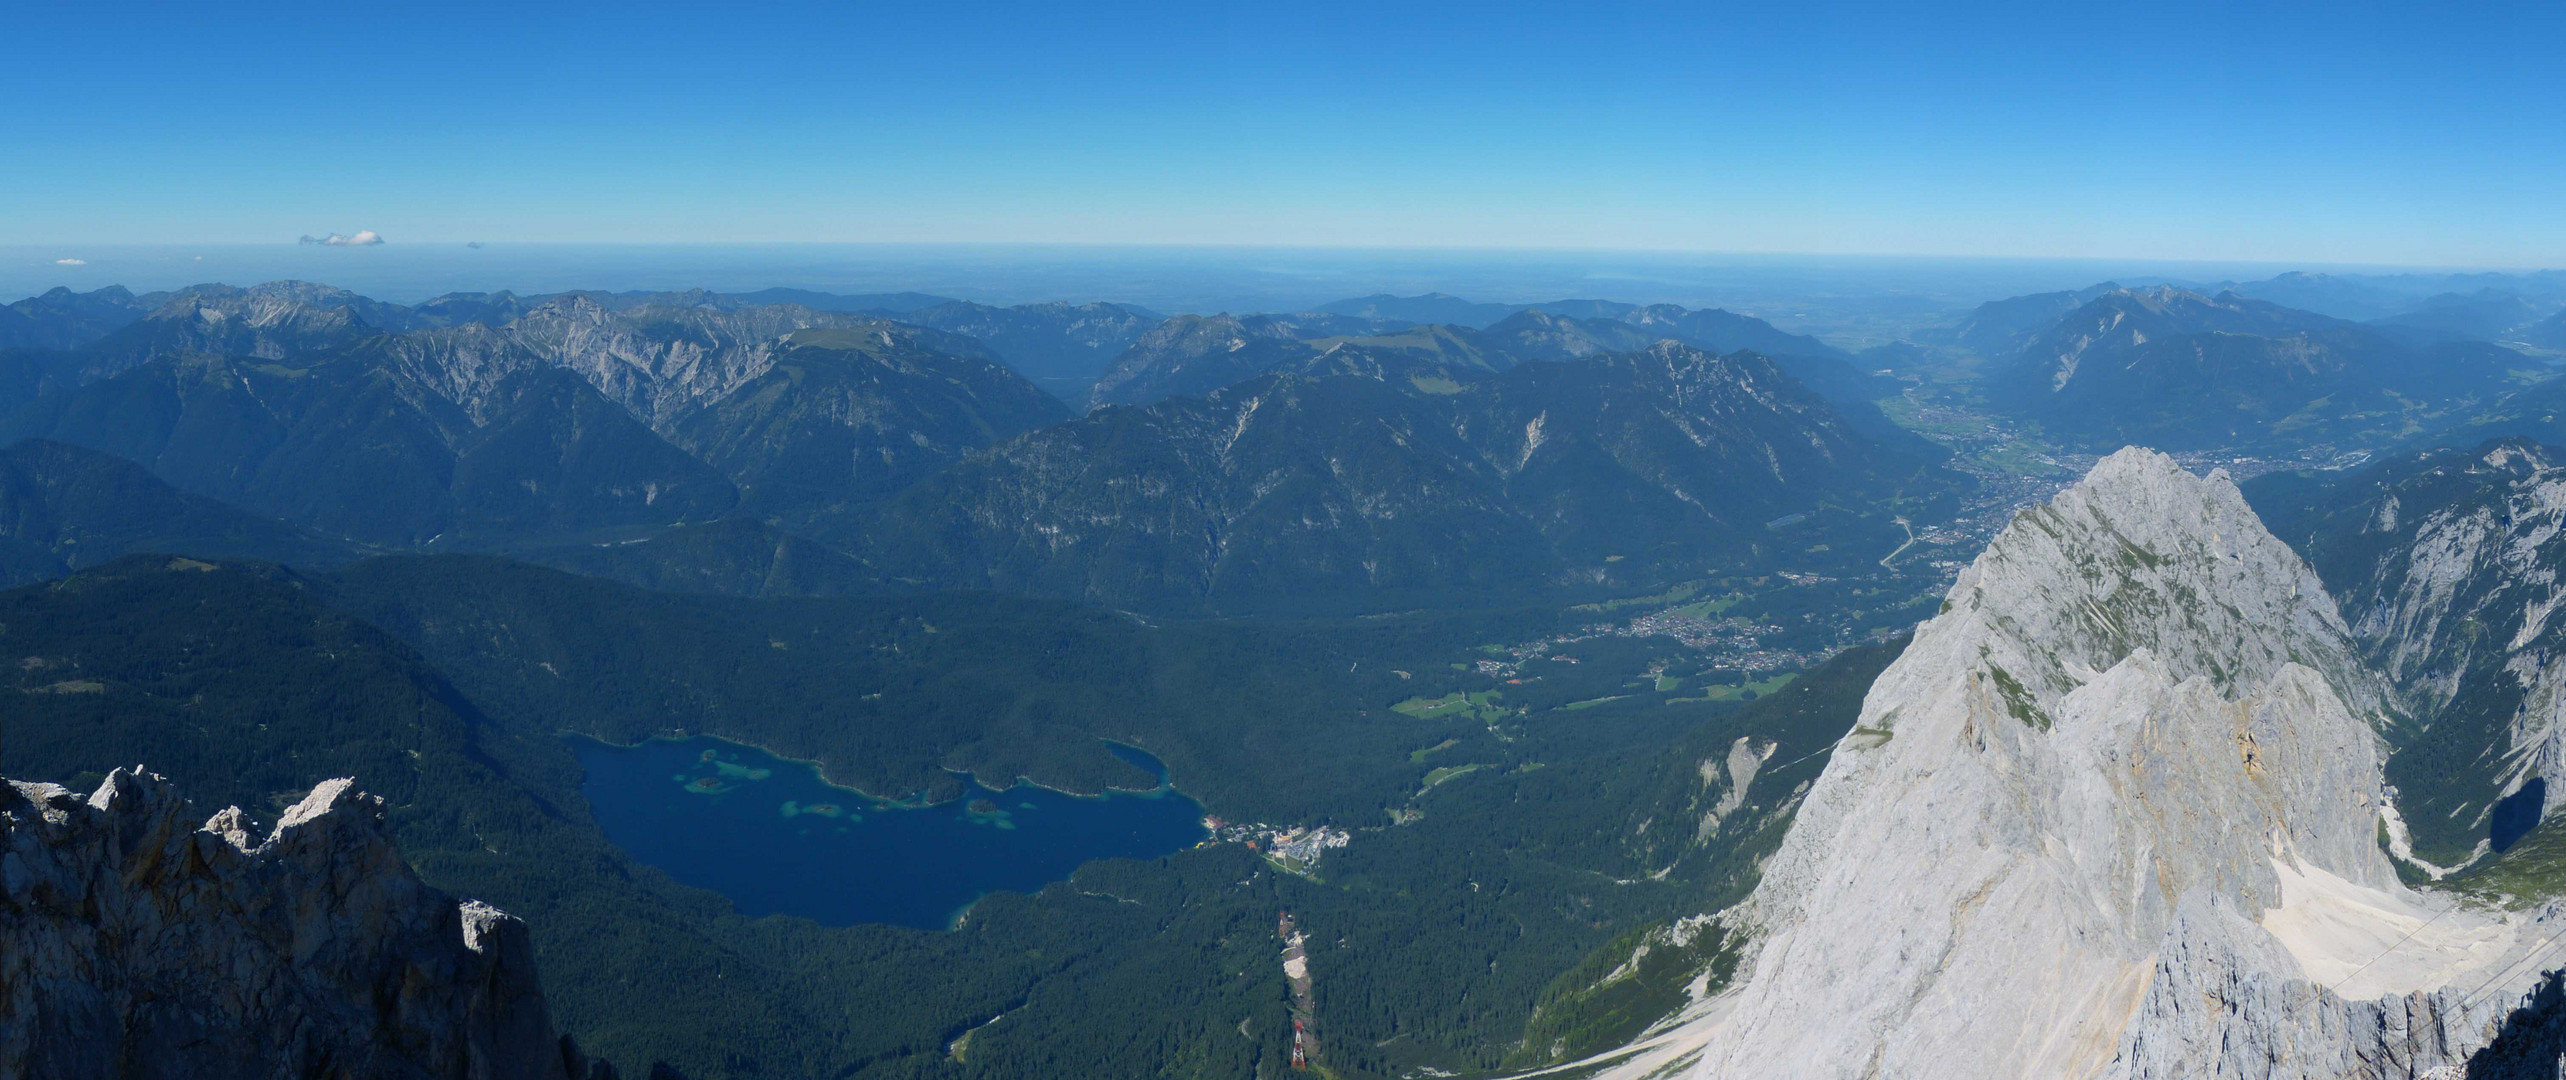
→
(574, 734, 1204, 929)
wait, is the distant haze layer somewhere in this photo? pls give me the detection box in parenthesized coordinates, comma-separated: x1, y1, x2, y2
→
(0, 243, 2503, 332)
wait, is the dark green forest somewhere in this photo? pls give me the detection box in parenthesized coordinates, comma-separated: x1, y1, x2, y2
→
(0, 555, 1894, 1078)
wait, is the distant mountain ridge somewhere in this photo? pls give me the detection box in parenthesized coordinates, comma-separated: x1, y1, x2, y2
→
(871, 339, 1958, 612)
(1087, 301, 1882, 411)
(0, 438, 359, 584)
(85, 281, 434, 370)
(667, 326, 1070, 543)
(2222, 268, 2566, 322)
(892, 299, 1163, 395)
(2, 280, 1912, 608)
(2527, 308, 2566, 349)
(0, 353, 742, 546)
(1083, 311, 1406, 408)
(0, 285, 164, 351)
(1985, 285, 2530, 450)
(1943, 281, 2122, 355)
(2370, 288, 2556, 344)
(0, 283, 1070, 550)
(1311, 292, 1524, 327)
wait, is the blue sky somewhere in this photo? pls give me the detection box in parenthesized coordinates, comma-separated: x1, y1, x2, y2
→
(8, 1, 2562, 266)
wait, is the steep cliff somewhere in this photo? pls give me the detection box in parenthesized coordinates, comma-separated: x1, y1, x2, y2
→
(2250, 439, 2566, 869)
(1559, 449, 2563, 1080)
(0, 767, 578, 1079)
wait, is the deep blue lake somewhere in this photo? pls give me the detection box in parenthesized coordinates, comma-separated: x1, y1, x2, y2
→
(570, 735, 1207, 930)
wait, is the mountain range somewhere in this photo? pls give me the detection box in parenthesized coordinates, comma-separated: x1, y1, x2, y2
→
(1085, 301, 1890, 413)
(0, 279, 1952, 617)
(0, 349, 740, 546)
(2371, 289, 2557, 344)
(1984, 285, 2532, 451)
(893, 299, 1163, 396)
(0, 284, 162, 351)
(1942, 280, 2123, 356)
(0, 284, 1068, 551)
(0, 438, 359, 584)
(24, 265, 2566, 1080)
(1082, 310, 1403, 408)
(870, 340, 1957, 612)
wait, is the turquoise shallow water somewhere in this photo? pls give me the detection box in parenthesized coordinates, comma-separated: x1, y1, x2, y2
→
(570, 735, 1206, 930)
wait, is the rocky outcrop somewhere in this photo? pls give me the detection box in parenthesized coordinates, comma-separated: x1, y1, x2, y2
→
(0, 767, 577, 1079)
(1580, 448, 2564, 1080)
(2115, 893, 2527, 1080)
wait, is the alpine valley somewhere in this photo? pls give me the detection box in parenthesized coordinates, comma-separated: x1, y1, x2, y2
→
(14, 263, 2566, 1080)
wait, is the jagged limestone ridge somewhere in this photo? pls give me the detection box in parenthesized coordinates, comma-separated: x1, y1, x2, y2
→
(1680, 448, 2444, 1080)
(0, 766, 573, 1080)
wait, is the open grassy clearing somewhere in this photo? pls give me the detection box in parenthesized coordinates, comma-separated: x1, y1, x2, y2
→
(1668, 673, 1798, 704)
(1393, 689, 1511, 724)
(1419, 763, 1487, 791)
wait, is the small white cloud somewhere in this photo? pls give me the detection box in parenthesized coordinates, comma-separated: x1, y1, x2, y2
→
(299, 230, 385, 246)
(54, 258, 86, 266)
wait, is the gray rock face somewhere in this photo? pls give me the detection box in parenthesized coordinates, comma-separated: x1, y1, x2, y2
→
(101, 281, 430, 367)
(1574, 448, 2563, 1080)
(507, 296, 997, 429)
(0, 767, 570, 1080)
(2115, 894, 2528, 1080)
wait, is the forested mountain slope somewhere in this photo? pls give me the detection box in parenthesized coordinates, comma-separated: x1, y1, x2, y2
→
(1, 551, 1894, 1079)
(1, 353, 737, 546)
(1987, 286, 2529, 450)
(666, 326, 1069, 543)
(0, 438, 357, 583)
(872, 341, 1959, 613)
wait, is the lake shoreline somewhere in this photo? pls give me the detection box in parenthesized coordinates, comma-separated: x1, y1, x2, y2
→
(571, 734, 1210, 931)
(560, 729, 1184, 809)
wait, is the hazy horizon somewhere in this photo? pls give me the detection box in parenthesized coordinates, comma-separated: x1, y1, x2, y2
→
(9, 243, 2555, 343)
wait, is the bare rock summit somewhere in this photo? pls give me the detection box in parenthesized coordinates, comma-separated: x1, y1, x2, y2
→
(0, 766, 580, 1079)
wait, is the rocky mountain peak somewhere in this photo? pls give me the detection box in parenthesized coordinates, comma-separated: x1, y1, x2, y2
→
(147, 280, 418, 332)
(1646, 448, 2553, 1080)
(0, 766, 574, 1077)
(1946, 445, 2381, 716)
